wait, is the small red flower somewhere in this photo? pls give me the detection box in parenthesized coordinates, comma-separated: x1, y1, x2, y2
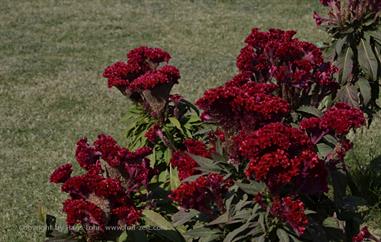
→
(271, 196, 308, 235)
(50, 163, 73, 183)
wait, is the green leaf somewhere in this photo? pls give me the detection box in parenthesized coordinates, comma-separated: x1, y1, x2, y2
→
(168, 117, 183, 132)
(188, 153, 221, 172)
(357, 78, 372, 105)
(185, 227, 221, 239)
(143, 210, 184, 242)
(358, 37, 378, 81)
(297, 106, 323, 117)
(236, 181, 266, 195)
(317, 143, 333, 158)
(172, 209, 199, 227)
(117, 231, 128, 242)
(336, 84, 360, 107)
(335, 37, 347, 56)
(276, 228, 290, 242)
(208, 212, 229, 226)
(322, 217, 341, 229)
(127, 230, 148, 242)
(169, 165, 181, 190)
(337, 47, 353, 84)
(224, 222, 250, 242)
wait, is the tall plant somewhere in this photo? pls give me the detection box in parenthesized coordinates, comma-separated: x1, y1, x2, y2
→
(45, 31, 381, 242)
(314, 0, 381, 117)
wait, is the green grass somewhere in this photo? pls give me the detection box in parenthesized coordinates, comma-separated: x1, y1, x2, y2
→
(0, 0, 380, 241)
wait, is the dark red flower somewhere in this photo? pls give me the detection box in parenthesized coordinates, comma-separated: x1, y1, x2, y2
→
(170, 139, 213, 180)
(94, 134, 122, 167)
(128, 65, 180, 91)
(236, 122, 327, 193)
(271, 196, 308, 235)
(75, 138, 100, 169)
(145, 124, 161, 143)
(61, 172, 104, 198)
(63, 199, 107, 231)
(50, 163, 73, 183)
(320, 103, 365, 136)
(353, 226, 373, 242)
(112, 205, 141, 225)
(196, 80, 289, 132)
(169, 173, 231, 213)
(95, 178, 123, 198)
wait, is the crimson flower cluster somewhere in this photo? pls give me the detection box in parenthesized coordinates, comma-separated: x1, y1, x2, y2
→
(103, 46, 179, 96)
(196, 73, 290, 132)
(170, 139, 213, 180)
(50, 134, 154, 236)
(236, 28, 337, 95)
(301, 103, 365, 137)
(235, 122, 328, 194)
(169, 173, 232, 214)
(270, 196, 308, 236)
(301, 103, 365, 163)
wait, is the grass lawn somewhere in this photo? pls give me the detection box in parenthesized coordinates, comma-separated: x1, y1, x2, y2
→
(0, 0, 380, 241)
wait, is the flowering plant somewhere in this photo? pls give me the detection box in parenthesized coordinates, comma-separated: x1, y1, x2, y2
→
(46, 28, 380, 241)
(314, 0, 381, 117)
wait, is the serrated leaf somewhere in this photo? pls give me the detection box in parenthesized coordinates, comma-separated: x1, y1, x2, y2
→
(336, 84, 360, 107)
(236, 181, 266, 195)
(297, 106, 323, 117)
(358, 37, 378, 81)
(357, 78, 372, 105)
(276, 228, 290, 242)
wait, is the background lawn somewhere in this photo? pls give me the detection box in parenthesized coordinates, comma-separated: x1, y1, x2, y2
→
(0, 0, 380, 241)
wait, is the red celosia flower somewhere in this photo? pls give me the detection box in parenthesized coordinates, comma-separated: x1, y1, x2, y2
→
(102, 61, 143, 91)
(124, 158, 153, 190)
(75, 138, 100, 169)
(112, 205, 141, 225)
(94, 134, 123, 167)
(170, 151, 198, 180)
(271, 196, 308, 235)
(169, 173, 231, 213)
(236, 122, 327, 193)
(95, 178, 123, 198)
(145, 124, 160, 143)
(127, 46, 171, 66)
(170, 139, 212, 180)
(50, 163, 73, 183)
(236, 28, 338, 102)
(196, 79, 289, 132)
(61, 172, 104, 198)
(128, 65, 180, 91)
(320, 103, 365, 136)
(103, 46, 174, 95)
(63, 199, 107, 231)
